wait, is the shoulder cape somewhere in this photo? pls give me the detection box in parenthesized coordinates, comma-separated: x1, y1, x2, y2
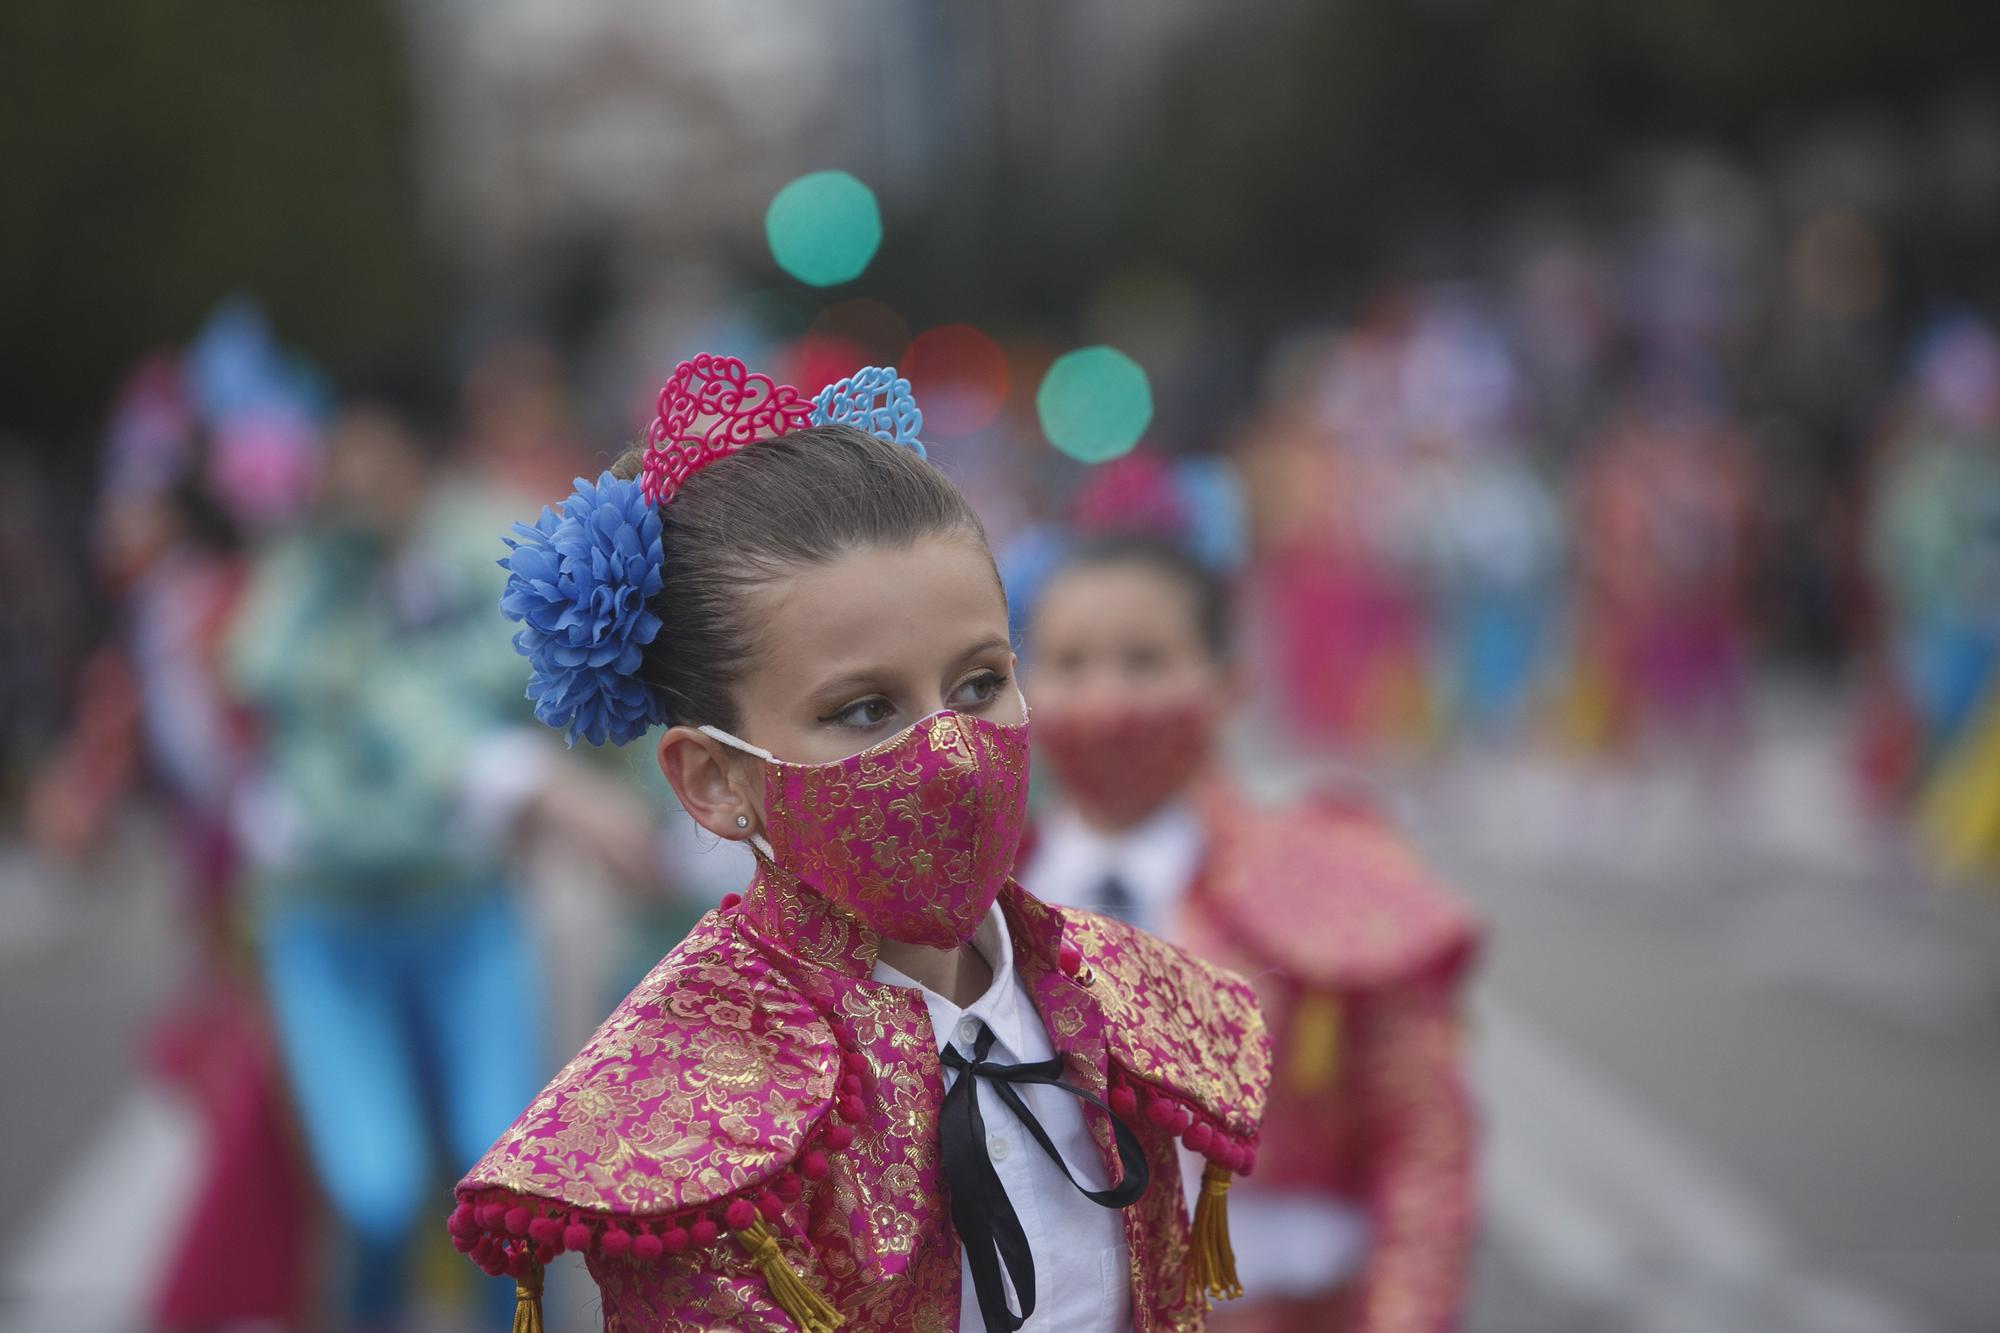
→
(1047, 900, 1269, 1158)
(1196, 789, 1480, 991)
(448, 877, 1273, 1299)
(448, 906, 846, 1273)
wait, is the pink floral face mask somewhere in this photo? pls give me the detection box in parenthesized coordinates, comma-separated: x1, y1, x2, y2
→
(701, 706, 1031, 949)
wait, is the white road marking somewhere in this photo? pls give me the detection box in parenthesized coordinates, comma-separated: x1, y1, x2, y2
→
(0, 1085, 202, 1333)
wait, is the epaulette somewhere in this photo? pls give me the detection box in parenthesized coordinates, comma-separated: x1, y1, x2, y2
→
(448, 906, 854, 1330)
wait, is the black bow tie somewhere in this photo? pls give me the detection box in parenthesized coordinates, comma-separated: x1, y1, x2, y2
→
(1094, 872, 1137, 923)
(938, 1021, 1150, 1331)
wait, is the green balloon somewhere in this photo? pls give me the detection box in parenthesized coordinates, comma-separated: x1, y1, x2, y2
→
(1036, 346, 1153, 462)
(765, 171, 882, 288)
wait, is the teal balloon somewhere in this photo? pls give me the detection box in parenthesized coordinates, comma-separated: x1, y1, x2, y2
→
(765, 171, 882, 287)
(1036, 346, 1153, 463)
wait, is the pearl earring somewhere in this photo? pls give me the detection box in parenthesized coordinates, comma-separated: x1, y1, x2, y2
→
(735, 814, 750, 830)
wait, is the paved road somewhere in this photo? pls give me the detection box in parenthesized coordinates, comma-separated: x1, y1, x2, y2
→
(1433, 697, 2000, 1333)
(4, 689, 1997, 1331)
(0, 826, 182, 1224)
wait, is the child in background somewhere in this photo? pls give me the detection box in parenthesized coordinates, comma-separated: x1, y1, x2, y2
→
(229, 379, 651, 1328)
(1020, 530, 1480, 1333)
(450, 357, 1271, 1331)
(31, 354, 318, 1328)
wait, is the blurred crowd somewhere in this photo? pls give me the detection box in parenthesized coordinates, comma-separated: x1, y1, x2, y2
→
(990, 154, 2000, 892)
(14, 306, 730, 1327)
(6, 137, 2000, 1328)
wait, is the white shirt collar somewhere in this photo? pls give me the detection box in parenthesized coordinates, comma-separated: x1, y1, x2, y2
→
(1023, 800, 1206, 936)
(872, 902, 1040, 1060)
(874, 902, 1133, 1330)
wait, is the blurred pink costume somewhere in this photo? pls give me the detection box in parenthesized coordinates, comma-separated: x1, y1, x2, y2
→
(1177, 790, 1480, 1333)
(1022, 779, 1479, 1333)
(1250, 429, 1431, 749)
(1575, 410, 1754, 746)
(34, 353, 316, 1326)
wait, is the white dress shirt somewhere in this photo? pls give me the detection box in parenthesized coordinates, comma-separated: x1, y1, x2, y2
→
(1020, 806, 1372, 1299)
(1020, 803, 1207, 939)
(873, 904, 1133, 1331)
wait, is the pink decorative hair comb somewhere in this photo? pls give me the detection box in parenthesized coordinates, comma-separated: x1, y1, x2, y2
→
(640, 354, 814, 506)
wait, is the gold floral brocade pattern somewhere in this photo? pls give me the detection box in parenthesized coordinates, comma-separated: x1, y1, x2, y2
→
(1054, 908, 1270, 1143)
(763, 710, 1031, 948)
(456, 873, 1273, 1329)
(460, 911, 840, 1216)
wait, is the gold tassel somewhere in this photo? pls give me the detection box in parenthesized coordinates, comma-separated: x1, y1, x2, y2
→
(735, 1219, 844, 1332)
(1287, 991, 1340, 1095)
(512, 1258, 545, 1333)
(1187, 1162, 1243, 1305)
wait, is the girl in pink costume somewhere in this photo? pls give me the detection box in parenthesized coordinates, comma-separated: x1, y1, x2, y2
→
(451, 358, 1271, 1331)
(1021, 532, 1479, 1333)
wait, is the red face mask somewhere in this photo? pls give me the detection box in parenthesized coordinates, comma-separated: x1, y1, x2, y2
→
(1034, 695, 1217, 830)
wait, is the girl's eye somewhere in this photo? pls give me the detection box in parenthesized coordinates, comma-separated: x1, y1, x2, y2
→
(1121, 646, 1167, 678)
(828, 697, 896, 729)
(1044, 650, 1087, 679)
(950, 670, 1008, 709)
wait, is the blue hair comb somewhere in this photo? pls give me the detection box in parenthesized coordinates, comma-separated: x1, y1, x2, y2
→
(810, 365, 925, 457)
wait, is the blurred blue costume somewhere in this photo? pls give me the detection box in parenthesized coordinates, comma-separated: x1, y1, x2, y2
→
(228, 484, 544, 1322)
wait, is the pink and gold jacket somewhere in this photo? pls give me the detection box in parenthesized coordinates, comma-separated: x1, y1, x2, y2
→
(449, 869, 1271, 1331)
(1175, 788, 1481, 1333)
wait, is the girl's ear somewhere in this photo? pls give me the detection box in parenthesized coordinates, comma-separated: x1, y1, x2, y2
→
(658, 726, 762, 840)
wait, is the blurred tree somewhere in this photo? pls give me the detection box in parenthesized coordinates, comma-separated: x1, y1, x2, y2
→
(1112, 0, 2000, 309)
(0, 2, 441, 451)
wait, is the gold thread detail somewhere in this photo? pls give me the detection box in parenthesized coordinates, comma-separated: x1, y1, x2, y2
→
(512, 1259, 545, 1333)
(735, 1219, 844, 1332)
(1187, 1161, 1243, 1306)
(1287, 991, 1340, 1095)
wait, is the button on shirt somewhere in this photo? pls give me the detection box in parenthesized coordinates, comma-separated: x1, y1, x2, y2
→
(1021, 805, 1371, 1299)
(872, 904, 1133, 1332)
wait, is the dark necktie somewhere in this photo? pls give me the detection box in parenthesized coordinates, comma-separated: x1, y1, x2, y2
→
(1094, 871, 1136, 922)
(938, 1022, 1150, 1331)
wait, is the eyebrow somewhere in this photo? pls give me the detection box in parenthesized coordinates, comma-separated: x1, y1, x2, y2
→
(808, 671, 897, 703)
(955, 636, 1012, 664)
(806, 637, 1013, 703)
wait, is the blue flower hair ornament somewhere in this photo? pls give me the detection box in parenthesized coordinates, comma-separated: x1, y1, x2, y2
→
(499, 471, 669, 747)
(811, 365, 925, 457)
(500, 360, 932, 747)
